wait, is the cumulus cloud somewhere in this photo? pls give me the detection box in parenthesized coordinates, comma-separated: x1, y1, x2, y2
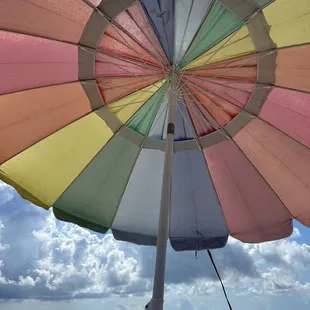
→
(0, 181, 310, 304)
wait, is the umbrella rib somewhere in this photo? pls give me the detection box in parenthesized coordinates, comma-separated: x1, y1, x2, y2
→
(180, 86, 229, 135)
(174, 0, 195, 64)
(177, 97, 232, 257)
(180, 82, 252, 117)
(107, 99, 162, 109)
(143, 99, 169, 144)
(129, 98, 164, 134)
(126, 7, 169, 69)
(107, 96, 169, 230)
(177, 0, 216, 66)
(0, 28, 87, 49)
(108, 22, 167, 76)
(112, 7, 169, 73)
(182, 50, 275, 84)
(204, 115, 296, 222)
(179, 99, 230, 140)
(179, 85, 264, 96)
(181, 79, 250, 111)
(83, 80, 163, 94)
(182, 81, 310, 152)
(177, 20, 243, 88)
(82, 0, 171, 74)
(181, 83, 222, 128)
(182, 72, 255, 86)
(93, 51, 164, 89)
(83, 0, 169, 76)
(176, 101, 201, 150)
(180, 91, 246, 116)
(96, 49, 165, 72)
(21, 0, 87, 26)
(0, 83, 166, 164)
(180, 7, 263, 74)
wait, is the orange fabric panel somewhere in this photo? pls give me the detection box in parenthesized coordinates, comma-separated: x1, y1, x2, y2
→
(234, 119, 310, 226)
(0, 83, 91, 164)
(0, 0, 92, 43)
(97, 75, 163, 104)
(276, 45, 310, 92)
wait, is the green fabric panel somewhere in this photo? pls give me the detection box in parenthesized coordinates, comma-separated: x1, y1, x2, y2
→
(126, 83, 168, 136)
(179, 1, 244, 67)
(53, 208, 108, 234)
(53, 135, 141, 230)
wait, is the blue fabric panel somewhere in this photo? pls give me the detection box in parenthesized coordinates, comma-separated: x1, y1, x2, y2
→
(140, 0, 174, 64)
(170, 236, 228, 252)
(174, 100, 195, 141)
(169, 150, 229, 251)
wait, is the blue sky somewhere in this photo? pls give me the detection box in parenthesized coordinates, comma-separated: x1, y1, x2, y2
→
(0, 181, 310, 310)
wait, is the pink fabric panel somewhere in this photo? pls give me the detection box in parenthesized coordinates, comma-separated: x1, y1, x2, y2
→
(204, 140, 292, 243)
(98, 25, 161, 67)
(234, 119, 310, 226)
(0, 31, 78, 95)
(0, 0, 92, 43)
(182, 92, 216, 137)
(116, 3, 168, 65)
(184, 82, 239, 127)
(95, 53, 162, 77)
(184, 76, 254, 108)
(260, 88, 310, 148)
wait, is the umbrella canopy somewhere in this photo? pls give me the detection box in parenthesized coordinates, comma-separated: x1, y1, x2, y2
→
(1, 0, 310, 308)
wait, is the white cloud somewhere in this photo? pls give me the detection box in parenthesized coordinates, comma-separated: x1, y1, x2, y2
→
(0, 182, 9, 190)
(0, 181, 310, 308)
(0, 182, 14, 205)
(0, 222, 10, 251)
(18, 276, 37, 287)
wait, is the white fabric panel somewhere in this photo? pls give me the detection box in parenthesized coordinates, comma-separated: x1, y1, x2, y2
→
(112, 149, 164, 239)
(174, 0, 212, 64)
(148, 99, 168, 140)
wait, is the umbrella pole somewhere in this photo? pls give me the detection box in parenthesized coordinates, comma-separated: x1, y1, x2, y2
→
(146, 71, 178, 310)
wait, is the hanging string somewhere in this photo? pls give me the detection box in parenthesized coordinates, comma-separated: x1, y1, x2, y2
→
(207, 250, 233, 310)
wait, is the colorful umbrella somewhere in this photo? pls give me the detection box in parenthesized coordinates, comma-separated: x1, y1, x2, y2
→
(1, 0, 310, 309)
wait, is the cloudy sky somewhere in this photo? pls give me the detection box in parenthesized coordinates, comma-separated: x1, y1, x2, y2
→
(0, 181, 310, 310)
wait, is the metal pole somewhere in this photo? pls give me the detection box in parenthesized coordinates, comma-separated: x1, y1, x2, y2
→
(145, 71, 178, 310)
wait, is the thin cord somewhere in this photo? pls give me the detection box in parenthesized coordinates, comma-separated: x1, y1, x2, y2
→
(177, 101, 233, 310)
(83, 81, 162, 94)
(207, 250, 233, 310)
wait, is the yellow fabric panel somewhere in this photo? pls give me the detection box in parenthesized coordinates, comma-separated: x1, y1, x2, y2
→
(263, 0, 310, 47)
(184, 26, 255, 70)
(108, 80, 166, 123)
(0, 114, 113, 208)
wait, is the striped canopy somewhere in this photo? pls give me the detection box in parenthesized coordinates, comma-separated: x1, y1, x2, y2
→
(0, 0, 310, 252)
